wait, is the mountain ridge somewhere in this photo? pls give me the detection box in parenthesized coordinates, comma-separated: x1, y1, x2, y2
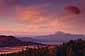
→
(0, 35, 43, 47)
(18, 32, 85, 45)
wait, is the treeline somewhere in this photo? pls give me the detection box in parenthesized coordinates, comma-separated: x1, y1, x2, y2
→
(0, 39, 85, 56)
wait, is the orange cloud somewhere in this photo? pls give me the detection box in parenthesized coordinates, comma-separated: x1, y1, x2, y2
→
(17, 7, 51, 24)
(18, 10, 40, 23)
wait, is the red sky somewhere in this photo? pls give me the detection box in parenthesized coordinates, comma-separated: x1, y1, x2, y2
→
(0, 0, 84, 36)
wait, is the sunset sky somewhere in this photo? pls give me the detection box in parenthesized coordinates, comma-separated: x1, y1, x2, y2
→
(0, 0, 84, 36)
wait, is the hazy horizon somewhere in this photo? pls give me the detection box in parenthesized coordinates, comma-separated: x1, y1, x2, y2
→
(0, 31, 85, 37)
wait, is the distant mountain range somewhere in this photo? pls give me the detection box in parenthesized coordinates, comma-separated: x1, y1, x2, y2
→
(0, 32, 85, 46)
(18, 32, 85, 45)
(0, 35, 43, 47)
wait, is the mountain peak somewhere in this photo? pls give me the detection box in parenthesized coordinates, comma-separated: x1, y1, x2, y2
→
(0, 35, 15, 42)
(55, 31, 65, 35)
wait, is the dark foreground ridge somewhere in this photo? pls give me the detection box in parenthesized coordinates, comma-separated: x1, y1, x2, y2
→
(0, 39, 85, 56)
